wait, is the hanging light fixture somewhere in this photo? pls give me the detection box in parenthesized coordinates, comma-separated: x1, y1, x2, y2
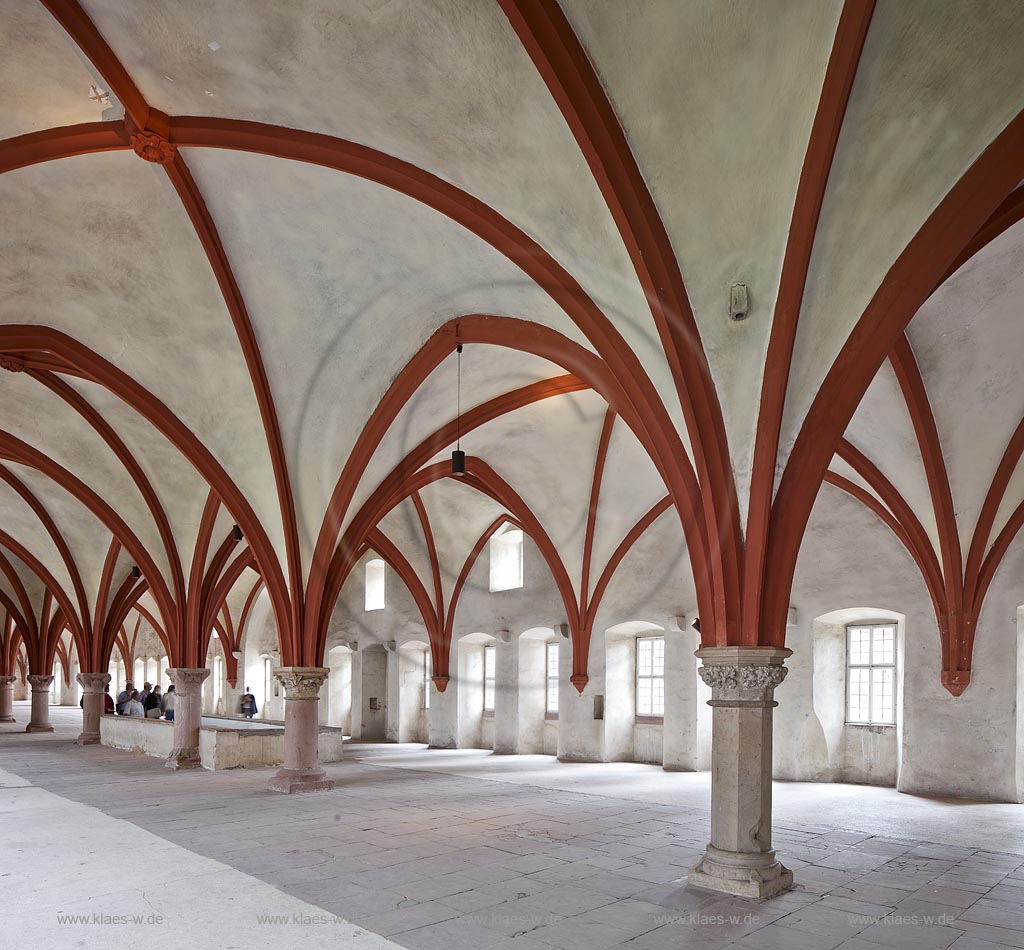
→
(451, 343, 466, 475)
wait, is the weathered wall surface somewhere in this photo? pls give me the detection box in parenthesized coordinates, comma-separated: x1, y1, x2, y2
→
(236, 486, 1024, 802)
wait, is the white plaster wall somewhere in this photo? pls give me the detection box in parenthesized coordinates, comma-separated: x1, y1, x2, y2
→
(783, 484, 1022, 802)
(267, 470, 1024, 802)
(516, 635, 547, 755)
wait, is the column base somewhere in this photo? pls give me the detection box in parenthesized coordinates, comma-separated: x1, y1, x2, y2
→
(25, 722, 54, 733)
(75, 733, 101, 746)
(268, 767, 334, 794)
(688, 845, 793, 900)
(0, 716, 15, 723)
(165, 746, 202, 770)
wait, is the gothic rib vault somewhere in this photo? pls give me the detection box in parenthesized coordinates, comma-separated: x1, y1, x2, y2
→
(0, 0, 1022, 761)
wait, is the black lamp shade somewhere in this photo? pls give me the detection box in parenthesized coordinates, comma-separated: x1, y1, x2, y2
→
(131, 565, 142, 579)
(232, 524, 243, 541)
(451, 449, 466, 475)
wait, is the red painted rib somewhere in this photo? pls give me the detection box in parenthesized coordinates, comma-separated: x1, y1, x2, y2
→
(745, 0, 876, 644)
(164, 153, 303, 659)
(0, 121, 128, 174)
(889, 334, 963, 619)
(30, 369, 186, 612)
(499, 0, 741, 644)
(764, 110, 1024, 643)
(39, 1, 149, 127)
(579, 409, 615, 617)
(411, 491, 445, 623)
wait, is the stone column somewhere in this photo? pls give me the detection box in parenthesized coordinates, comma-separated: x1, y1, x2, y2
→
(75, 672, 111, 745)
(688, 647, 793, 899)
(165, 668, 210, 770)
(26, 674, 55, 732)
(0, 675, 15, 721)
(269, 667, 332, 793)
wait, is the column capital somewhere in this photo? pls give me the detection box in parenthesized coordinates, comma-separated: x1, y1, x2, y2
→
(696, 647, 791, 706)
(166, 667, 210, 695)
(27, 674, 54, 689)
(273, 667, 328, 700)
(76, 672, 111, 693)
(0, 674, 16, 686)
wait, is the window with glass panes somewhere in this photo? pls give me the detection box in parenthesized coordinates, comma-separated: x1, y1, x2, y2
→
(545, 643, 559, 715)
(636, 636, 665, 718)
(423, 650, 431, 709)
(846, 624, 896, 725)
(483, 646, 495, 711)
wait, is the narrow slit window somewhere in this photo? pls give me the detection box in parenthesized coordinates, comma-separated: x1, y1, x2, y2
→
(213, 654, 223, 710)
(365, 558, 386, 611)
(846, 624, 897, 725)
(636, 636, 665, 718)
(546, 642, 559, 715)
(489, 524, 524, 592)
(483, 645, 496, 711)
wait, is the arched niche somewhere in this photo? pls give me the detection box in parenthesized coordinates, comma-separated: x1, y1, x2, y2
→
(811, 607, 906, 787)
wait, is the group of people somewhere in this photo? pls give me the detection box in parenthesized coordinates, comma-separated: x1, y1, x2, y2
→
(102, 681, 260, 719)
(113, 681, 176, 720)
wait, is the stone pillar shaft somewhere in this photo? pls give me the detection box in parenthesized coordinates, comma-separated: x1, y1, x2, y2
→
(26, 674, 54, 733)
(165, 668, 210, 770)
(688, 647, 793, 899)
(76, 672, 111, 745)
(269, 667, 332, 793)
(0, 674, 15, 722)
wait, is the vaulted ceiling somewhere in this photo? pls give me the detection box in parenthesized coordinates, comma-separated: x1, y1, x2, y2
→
(1, 0, 1022, 694)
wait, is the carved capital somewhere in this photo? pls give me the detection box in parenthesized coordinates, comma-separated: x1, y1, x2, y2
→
(166, 667, 210, 695)
(28, 674, 54, 689)
(695, 647, 791, 707)
(77, 672, 111, 693)
(130, 129, 177, 164)
(0, 675, 16, 687)
(273, 667, 328, 700)
(698, 665, 788, 692)
(0, 355, 25, 373)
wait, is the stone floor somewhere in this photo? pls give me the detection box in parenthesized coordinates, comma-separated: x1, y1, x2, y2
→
(3, 704, 1024, 950)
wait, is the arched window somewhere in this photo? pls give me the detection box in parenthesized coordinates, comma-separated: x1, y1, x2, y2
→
(546, 643, 559, 715)
(365, 558, 386, 611)
(213, 655, 223, 711)
(483, 646, 496, 711)
(489, 523, 524, 592)
(160, 656, 169, 692)
(263, 656, 272, 717)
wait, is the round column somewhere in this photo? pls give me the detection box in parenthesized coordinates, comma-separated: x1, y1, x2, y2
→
(688, 647, 793, 899)
(269, 667, 333, 793)
(75, 672, 111, 745)
(165, 668, 210, 770)
(26, 674, 55, 733)
(0, 675, 15, 722)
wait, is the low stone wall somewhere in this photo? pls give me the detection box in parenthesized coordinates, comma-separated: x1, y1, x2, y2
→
(99, 715, 345, 770)
(100, 714, 175, 758)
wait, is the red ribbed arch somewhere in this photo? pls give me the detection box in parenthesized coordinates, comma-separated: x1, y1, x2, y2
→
(0, 326, 291, 649)
(303, 313, 708, 661)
